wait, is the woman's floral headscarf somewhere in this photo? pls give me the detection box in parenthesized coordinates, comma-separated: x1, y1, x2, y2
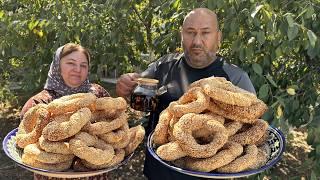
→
(44, 44, 91, 98)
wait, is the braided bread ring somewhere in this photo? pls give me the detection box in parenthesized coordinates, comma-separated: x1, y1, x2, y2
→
(22, 153, 73, 171)
(98, 122, 129, 144)
(229, 119, 269, 145)
(192, 112, 225, 139)
(88, 112, 128, 135)
(153, 109, 172, 145)
(69, 132, 115, 166)
(38, 136, 72, 155)
(125, 125, 145, 155)
(156, 141, 187, 161)
(22, 104, 48, 133)
(185, 142, 243, 172)
(94, 97, 127, 111)
(42, 107, 91, 141)
(173, 113, 228, 158)
(249, 147, 268, 169)
(16, 107, 50, 148)
(90, 109, 118, 122)
(23, 143, 74, 164)
(99, 122, 130, 149)
(169, 87, 209, 117)
(207, 100, 257, 124)
(224, 120, 243, 137)
(167, 114, 179, 142)
(47, 93, 96, 116)
(216, 145, 258, 173)
(215, 99, 268, 120)
(190, 77, 257, 107)
(82, 149, 125, 169)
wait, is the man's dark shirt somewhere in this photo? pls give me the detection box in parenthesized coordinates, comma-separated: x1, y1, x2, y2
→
(141, 53, 256, 180)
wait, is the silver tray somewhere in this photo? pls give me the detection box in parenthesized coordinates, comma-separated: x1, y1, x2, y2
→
(147, 126, 285, 179)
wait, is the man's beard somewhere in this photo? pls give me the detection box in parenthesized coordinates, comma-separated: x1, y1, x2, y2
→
(183, 43, 217, 68)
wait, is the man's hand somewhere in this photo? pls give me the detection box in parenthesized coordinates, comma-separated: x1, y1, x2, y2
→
(116, 73, 141, 98)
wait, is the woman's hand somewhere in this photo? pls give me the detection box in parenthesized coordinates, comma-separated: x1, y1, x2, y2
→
(116, 73, 141, 98)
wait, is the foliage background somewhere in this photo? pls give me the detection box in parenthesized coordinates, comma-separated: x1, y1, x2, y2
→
(0, 0, 319, 178)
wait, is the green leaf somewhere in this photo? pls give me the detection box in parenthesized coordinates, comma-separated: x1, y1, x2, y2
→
(305, 6, 315, 19)
(286, 14, 294, 27)
(252, 63, 263, 75)
(28, 20, 39, 30)
(276, 104, 283, 119)
(239, 48, 245, 61)
(258, 84, 269, 99)
(230, 19, 239, 32)
(262, 109, 274, 121)
(307, 128, 315, 144)
(172, 0, 181, 9)
(316, 145, 320, 156)
(275, 47, 282, 57)
(287, 24, 299, 41)
(11, 47, 21, 56)
(307, 45, 318, 59)
(262, 9, 272, 20)
(215, 0, 224, 8)
(311, 171, 317, 180)
(245, 46, 254, 59)
(275, 96, 286, 107)
(266, 74, 277, 87)
(0, 10, 4, 19)
(257, 31, 265, 45)
(292, 100, 299, 110)
(207, 0, 215, 10)
(251, 5, 264, 18)
(307, 30, 317, 47)
(231, 39, 241, 52)
(286, 88, 296, 95)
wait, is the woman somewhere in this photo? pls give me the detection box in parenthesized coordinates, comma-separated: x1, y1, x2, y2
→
(21, 43, 109, 180)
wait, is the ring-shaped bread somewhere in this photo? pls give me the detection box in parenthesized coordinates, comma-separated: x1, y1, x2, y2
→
(16, 107, 50, 148)
(47, 93, 96, 116)
(185, 142, 243, 172)
(42, 107, 92, 141)
(173, 113, 228, 158)
(69, 132, 115, 166)
(169, 87, 209, 117)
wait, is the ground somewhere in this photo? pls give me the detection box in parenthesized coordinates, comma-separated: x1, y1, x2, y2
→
(0, 103, 314, 180)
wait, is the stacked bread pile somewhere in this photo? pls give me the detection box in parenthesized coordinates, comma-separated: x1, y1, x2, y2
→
(16, 93, 145, 171)
(153, 77, 269, 173)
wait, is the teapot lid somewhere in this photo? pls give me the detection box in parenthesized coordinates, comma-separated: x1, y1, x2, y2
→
(136, 78, 159, 85)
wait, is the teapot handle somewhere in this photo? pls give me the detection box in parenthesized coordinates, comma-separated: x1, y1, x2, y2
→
(157, 85, 167, 96)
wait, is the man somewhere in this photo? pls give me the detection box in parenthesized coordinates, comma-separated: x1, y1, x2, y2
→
(116, 8, 256, 179)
